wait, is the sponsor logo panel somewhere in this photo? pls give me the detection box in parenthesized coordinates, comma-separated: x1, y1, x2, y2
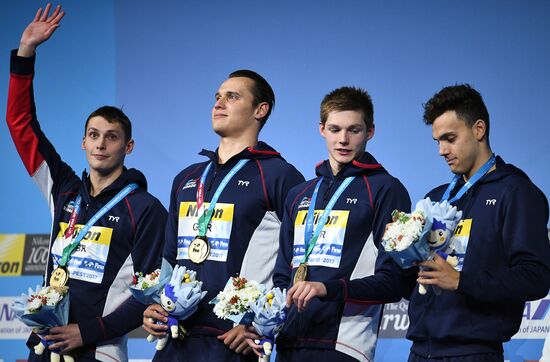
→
(379, 300, 409, 339)
(0, 297, 33, 340)
(22, 234, 49, 275)
(0, 234, 25, 276)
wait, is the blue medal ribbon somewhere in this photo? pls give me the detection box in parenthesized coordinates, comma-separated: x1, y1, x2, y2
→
(300, 176, 355, 264)
(440, 154, 496, 203)
(196, 159, 249, 237)
(59, 183, 138, 267)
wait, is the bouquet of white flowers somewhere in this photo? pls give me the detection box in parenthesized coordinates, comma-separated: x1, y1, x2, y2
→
(11, 285, 73, 362)
(210, 276, 265, 325)
(249, 288, 287, 360)
(382, 208, 430, 268)
(130, 258, 173, 305)
(382, 197, 462, 269)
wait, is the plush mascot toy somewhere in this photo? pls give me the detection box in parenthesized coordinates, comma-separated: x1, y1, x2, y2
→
(418, 218, 459, 295)
(146, 265, 206, 350)
(414, 198, 462, 295)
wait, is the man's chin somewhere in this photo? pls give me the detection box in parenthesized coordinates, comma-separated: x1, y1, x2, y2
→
(89, 164, 121, 177)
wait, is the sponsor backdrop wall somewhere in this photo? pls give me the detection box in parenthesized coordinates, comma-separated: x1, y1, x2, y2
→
(1, 1, 549, 361)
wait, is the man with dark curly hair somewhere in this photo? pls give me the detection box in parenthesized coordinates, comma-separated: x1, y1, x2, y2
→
(407, 84, 550, 361)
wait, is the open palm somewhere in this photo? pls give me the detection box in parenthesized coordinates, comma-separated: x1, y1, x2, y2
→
(20, 3, 65, 51)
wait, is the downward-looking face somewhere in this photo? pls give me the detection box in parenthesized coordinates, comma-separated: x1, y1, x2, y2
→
(320, 110, 373, 175)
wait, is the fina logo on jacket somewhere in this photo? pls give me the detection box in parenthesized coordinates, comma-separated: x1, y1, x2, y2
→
(298, 197, 311, 210)
(63, 200, 75, 214)
(182, 179, 197, 190)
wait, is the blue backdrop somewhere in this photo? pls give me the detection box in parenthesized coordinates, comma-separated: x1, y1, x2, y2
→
(1, 1, 549, 361)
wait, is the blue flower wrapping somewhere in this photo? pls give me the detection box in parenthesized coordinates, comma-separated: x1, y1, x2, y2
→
(10, 287, 70, 329)
(168, 282, 207, 320)
(250, 288, 286, 338)
(229, 311, 256, 325)
(130, 258, 173, 305)
(164, 265, 207, 321)
(386, 235, 431, 269)
(385, 209, 433, 269)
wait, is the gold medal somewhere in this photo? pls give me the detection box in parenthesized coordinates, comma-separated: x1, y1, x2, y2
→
(293, 263, 308, 284)
(188, 236, 210, 264)
(50, 267, 69, 287)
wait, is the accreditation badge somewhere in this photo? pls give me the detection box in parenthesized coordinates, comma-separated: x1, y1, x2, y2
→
(50, 266, 69, 287)
(188, 236, 211, 264)
(293, 263, 308, 284)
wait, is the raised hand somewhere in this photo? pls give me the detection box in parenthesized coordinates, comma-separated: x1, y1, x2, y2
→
(18, 3, 65, 57)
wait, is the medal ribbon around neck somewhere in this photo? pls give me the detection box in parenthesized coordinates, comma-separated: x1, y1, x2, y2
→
(58, 183, 138, 268)
(300, 176, 355, 265)
(195, 159, 249, 238)
(440, 154, 496, 204)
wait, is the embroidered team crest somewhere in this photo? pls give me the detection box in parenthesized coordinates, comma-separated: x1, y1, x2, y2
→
(182, 179, 197, 190)
(63, 201, 75, 214)
(298, 197, 311, 210)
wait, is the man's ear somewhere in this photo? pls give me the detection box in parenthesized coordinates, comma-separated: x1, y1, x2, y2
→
(319, 122, 326, 138)
(125, 139, 135, 155)
(472, 119, 487, 142)
(367, 123, 375, 141)
(254, 102, 269, 121)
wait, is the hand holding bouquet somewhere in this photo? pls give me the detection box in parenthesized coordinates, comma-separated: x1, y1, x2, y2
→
(11, 285, 74, 362)
(249, 287, 287, 360)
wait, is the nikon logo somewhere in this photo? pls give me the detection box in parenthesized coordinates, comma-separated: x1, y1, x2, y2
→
(186, 203, 224, 219)
(0, 260, 20, 274)
(69, 227, 102, 241)
(300, 212, 339, 226)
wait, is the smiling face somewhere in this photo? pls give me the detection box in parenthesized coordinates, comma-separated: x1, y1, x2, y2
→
(320, 110, 374, 175)
(211, 77, 266, 138)
(82, 116, 133, 177)
(431, 110, 488, 179)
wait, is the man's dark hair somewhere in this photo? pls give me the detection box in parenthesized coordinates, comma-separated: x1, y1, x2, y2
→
(423, 84, 490, 141)
(84, 106, 132, 142)
(320, 86, 374, 130)
(229, 70, 275, 128)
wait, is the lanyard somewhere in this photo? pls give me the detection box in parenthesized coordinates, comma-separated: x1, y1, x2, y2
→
(59, 183, 138, 267)
(300, 176, 355, 264)
(440, 154, 496, 204)
(196, 159, 249, 237)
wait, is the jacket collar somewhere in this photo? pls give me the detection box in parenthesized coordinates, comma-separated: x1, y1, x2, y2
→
(315, 152, 385, 179)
